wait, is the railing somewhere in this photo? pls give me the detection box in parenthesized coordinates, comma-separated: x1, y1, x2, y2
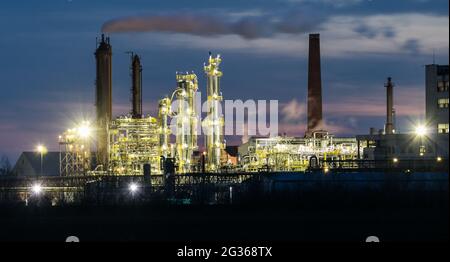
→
(318, 159, 448, 172)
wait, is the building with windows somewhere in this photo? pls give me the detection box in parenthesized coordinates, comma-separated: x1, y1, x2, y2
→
(426, 64, 449, 134)
(356, 69, 449, 163)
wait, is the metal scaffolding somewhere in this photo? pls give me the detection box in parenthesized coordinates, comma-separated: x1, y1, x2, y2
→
(108, 115, 160, 175)
(239, 131, 358, 172)
(58, 123, 92, 176)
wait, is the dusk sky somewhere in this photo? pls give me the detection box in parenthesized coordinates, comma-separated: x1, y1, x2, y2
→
(0, 0, 448, 163)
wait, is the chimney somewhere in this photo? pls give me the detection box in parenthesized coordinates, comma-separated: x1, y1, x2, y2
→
(306, 33, 323, 136)
(95, 34, 112, 166)
(131, 54, 142, 118)
(385, 77, 394, 135)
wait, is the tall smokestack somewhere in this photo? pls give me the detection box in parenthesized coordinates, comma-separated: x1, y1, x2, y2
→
(385, 77, 394, 135)
(95, 34, 112, 167)
(306, 33, 323, 136)
(131, 54, 142, 118)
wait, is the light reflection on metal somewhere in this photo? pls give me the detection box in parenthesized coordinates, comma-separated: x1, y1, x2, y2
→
(108, 115, 160, 175)
(203, 53, 224, 172)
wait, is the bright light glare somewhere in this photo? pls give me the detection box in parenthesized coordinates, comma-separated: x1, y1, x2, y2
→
(393, 158, 399, 163)
(36, 144, 47, 154)
(129, 183, 139, 193)
(31, 184, 42, 194)
(414, 125, 427, 136)
(437, 157, 442, 162)
(77, 123, 92, 138)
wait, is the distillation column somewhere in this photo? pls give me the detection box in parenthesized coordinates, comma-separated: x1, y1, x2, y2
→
(95, 34, 112, 168)
(174, 73, 198, 173)
(203, 53, 224, 172)
(158, 97, 171, 159)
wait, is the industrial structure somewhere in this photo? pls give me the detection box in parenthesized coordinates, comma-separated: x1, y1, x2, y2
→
(130, 53, 143, 118)
(64, 33, 360, 175)
(173, 72, 199, 173)
(158, 97, 171, 160)
(58, 122, 93, 176)
(1, 26, 447, 221)
(356, 74, 449, 162)
(203, 53, 225, 172)
(306, 34, 323, 136)
(385, 77, 395, 134)
(237, 33, 358, 172)
(238, 133, 358, 172)
(106, 52, 162, 175)
(95, 34, 112, 168)
(426, 64, 449, 134)
(11, 33, 446, 178)
(108, 115, 160, 175)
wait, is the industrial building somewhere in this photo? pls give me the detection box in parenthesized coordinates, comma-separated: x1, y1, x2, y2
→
(426, 64, 449, 134)
(357, 70, 449, 162)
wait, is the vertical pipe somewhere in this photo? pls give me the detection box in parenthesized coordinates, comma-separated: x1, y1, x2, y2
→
(175, 79, 186, 173)
(204, 53, 224, 172)
(158, 98, 171, 161)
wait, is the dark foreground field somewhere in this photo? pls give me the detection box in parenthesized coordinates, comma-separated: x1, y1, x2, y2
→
(1, 199, 448, 242)
(1, 171, 448, 242)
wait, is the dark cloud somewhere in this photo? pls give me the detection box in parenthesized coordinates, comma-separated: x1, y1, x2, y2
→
(383, 27, 396, 38)
(402, 38, 421, 53)
(354, 24, 377, 38)
(102, 12, 323, 39)
(354, 23, 396, 39)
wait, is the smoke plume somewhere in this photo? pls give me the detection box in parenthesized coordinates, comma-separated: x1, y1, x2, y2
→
(102, 13, 320, 39)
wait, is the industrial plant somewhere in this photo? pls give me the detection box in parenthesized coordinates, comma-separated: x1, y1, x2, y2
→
(1, 33, 448, 207)
(59, 34, 362, 176)
(48, 33, 364, 177)
(1, 0, 448, 245)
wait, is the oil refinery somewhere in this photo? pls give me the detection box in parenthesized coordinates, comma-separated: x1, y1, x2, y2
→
(51, 34, 366, 177)
(1, 33, 448, 208)
(1, 0, 448, 247)
(89, 34, 228, 175)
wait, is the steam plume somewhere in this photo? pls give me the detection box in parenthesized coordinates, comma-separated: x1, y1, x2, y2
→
(102, 13, 319, 39)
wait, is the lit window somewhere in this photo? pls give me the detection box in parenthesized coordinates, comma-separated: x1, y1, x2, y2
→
(419, 146, 426, 156)
(438, 98, 449, 108)
(437, 81, 449, 92)
(438, 123, 449, 134)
